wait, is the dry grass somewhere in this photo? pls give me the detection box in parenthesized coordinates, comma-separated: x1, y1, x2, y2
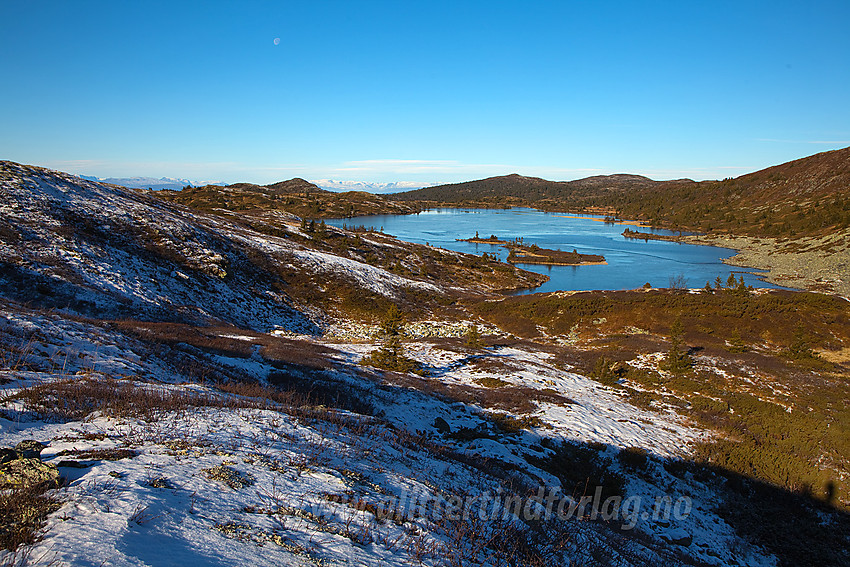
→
(3, 377, 227, 422)
(473, 376, 510, 388)
(379, 367, 573, 415)
(818, 347, 850, 364)
(54, 448, 137, 461)
(0, 481, 62, 552)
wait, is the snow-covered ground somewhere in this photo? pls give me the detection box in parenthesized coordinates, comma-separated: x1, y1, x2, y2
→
(0, 379, 773, 567)
(0, 303, 778, 566)
(0, 162, 437, 333)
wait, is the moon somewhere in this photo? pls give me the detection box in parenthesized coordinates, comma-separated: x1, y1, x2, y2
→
(273, 37, 280, 46)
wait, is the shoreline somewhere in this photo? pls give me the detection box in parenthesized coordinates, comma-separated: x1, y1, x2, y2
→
(554, 214, 653, 228)
(679, 231, 850, 296)
(508, 259, 609, 267)
(334, 207, 849, 297)
(456, 237, 509, 245)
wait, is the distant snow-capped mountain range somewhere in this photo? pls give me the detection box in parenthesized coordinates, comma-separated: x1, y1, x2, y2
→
(79, 175, 223, 191)
(79, 175, 435, 194)
(310, 179, 438, 193)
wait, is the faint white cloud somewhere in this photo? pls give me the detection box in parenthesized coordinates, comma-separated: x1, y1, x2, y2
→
(38, 157, 746, 185)
(332, 159, 603, 179)
(758, 138, 850, 145)
(631, 166, 750, 180)
(43, 159, 110, 169)
(336, 159, 482, 174)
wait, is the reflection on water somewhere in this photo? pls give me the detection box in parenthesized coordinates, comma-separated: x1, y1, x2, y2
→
(327, 208, 781, 293)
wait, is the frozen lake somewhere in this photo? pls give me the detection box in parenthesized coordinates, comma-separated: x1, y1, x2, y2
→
(327, 208, 781, 293)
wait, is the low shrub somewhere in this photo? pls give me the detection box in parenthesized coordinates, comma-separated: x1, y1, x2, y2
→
(2, 377, 225, 422)
(474, 376, 510, 388)
(0, 481, 62, 551)
(530, 441, 624, 502)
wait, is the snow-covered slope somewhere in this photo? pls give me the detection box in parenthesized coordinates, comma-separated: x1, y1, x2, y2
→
(0, 161, 806, 566)
(0, 161, 438, 332)
(0, 296, 781, 566)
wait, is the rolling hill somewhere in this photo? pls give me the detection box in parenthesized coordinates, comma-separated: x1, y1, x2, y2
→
(394, 147, 850, 237)
(158, 178, 421, 219)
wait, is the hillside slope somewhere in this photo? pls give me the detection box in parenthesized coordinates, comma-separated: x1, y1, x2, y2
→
(0, 161, 548, 329)
(394, 173, 672, 203)
(159, 178, 421, 219)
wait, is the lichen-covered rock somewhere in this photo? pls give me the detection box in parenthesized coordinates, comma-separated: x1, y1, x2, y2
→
(0, 447, 17, 464)
(0, 458, 60, 489)
(202, 464, 255, 489)
(147, 476, 170, 489)
(15, 440, 46, 459)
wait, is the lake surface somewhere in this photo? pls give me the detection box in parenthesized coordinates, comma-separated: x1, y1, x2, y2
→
(326, 208, 781, 293)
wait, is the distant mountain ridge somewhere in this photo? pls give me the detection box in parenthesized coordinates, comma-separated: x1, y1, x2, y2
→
(157, 177, 421, 218)
(391, 172, 671, 202)
(312, 179, 438, 193)
(79, 146, 850, 237)
(392, 147, 850, 237)
(80, 175, 224, 191)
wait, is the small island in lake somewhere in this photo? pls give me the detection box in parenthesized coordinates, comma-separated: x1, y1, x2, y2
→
(622, 228, 681, 242)
(457, 232, 509, 244)
(459, 233, 606, 265)
(506, 243, 606, 266)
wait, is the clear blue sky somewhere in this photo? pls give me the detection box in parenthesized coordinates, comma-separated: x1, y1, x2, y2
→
(2, 1, 849, 185)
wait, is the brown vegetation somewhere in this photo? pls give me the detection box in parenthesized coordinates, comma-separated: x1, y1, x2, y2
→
(396, 147, 850, 238)
(474, 288, 850, 509)
(156, 179, 421, 219)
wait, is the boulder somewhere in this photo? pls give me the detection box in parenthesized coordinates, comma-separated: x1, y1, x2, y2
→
(0, 447, 17, 464)
(15, 440, 46, 459)
(0, 458, 60, 489)
(433, 417, 451, 434)
(660, 527, 693, 547)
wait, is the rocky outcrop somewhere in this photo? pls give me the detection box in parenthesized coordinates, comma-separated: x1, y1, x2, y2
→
(0, 440, 60, 489)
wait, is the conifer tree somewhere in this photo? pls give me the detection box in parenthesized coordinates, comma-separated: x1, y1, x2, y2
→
(465, 324, 482, 348)
(362, 305, 418, 373)
(726, 272, 737, 288)
(663, 316, 693, 373)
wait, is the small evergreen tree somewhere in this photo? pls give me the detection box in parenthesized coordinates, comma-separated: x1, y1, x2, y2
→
(590, 356, 620, 386)
(726, 272, 737, 288)
(663, 316, 693, 373)
(786, 324, 817, 360)
(727, 329, 748, 353)
(378, 304, 404, 337)
(362, 305, 419, 373)
(465, 324, 482, 349)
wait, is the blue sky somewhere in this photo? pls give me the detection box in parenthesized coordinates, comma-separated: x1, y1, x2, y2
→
(2, 1, 849, 185)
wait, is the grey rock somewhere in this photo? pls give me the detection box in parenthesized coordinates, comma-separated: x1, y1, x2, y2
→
(202, 465, 255, 490)
(433, 417, 451, 434)
(660, 527, 692, 547)
(0, 448, 17, 464)
(15, 440, 46, 459)
(0, 458, 60, 489)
